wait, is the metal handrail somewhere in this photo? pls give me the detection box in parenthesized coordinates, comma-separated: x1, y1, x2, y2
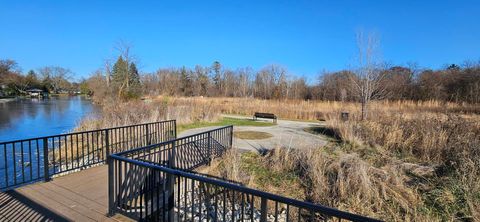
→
(108, 125, 382, 222)
(0, 120, 177, 190)
(111, 125, 231, 157)
(110, 154, 381, 222)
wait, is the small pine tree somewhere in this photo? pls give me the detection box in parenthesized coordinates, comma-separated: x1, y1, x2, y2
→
(180, 66, 193, 96)
(111, 56, 128, 88)
(127, 62, 141, 98)
(128, 63, 141, 86)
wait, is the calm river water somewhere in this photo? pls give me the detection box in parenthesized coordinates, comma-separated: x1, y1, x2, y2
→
(0, 96, 96, 142)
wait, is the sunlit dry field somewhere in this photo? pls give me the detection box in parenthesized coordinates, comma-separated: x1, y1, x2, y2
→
(75, 96, 480, 221)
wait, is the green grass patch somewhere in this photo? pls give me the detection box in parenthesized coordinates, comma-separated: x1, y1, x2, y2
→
(178, 117, 275, 132)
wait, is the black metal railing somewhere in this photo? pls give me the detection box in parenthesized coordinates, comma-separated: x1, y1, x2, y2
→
(0, 120, 176, 190)
(108, 125, 381, 222)
(113, 125, 233, 171)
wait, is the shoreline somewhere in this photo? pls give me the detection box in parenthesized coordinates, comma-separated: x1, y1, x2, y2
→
(0, 98, 16, 103)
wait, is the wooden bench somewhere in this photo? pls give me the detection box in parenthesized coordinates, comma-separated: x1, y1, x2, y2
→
(253, 112, 277, 123)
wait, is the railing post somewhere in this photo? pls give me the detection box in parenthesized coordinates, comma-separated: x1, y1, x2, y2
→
(105, 129, 110, 158)
(43, 138, 50, 182)
(107, 156, 114, 216)
(229, 126, 233, 149)
(207, 131, 212, 165)
(145, 124, 151, 145)
(166, 140, 176, 222)
(260, 197, 268, 222)
(174, 120, 177, 139)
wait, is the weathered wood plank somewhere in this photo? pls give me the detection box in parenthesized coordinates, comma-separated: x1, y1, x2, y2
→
(0, 165, 120, 221)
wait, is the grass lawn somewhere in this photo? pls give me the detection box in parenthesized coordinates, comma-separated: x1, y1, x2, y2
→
(177, 117, 275, 132)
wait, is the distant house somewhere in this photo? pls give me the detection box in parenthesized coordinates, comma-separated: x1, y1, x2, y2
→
(26, 89, 48, 98)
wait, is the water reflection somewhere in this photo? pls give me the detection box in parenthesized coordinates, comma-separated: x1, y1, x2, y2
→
(0, 96, 96, 141)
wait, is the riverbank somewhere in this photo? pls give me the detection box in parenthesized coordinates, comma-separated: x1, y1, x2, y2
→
(0, 98, 16, 103)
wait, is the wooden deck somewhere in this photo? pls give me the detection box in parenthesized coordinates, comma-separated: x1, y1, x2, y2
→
(0, 165, 131, 222)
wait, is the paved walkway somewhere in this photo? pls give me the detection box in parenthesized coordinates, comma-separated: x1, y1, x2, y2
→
(180, 115, 328, 152)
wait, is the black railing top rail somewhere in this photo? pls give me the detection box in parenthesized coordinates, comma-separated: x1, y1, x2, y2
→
(110, 152, 381, 222)
(0, 120, 176, 144)
(112, 125, 232, 157)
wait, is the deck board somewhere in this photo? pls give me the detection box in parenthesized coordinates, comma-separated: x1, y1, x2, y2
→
(0, 165, 131, 222)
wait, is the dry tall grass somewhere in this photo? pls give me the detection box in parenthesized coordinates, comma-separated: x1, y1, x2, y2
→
(78, 96, 479, 221)
(157, 96, 480, 121)
(75, 98, 220, 131)
(327, 112, 480, 221)
(187, 96, 480, 221)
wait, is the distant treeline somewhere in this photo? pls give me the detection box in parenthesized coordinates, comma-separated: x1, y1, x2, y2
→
(0, 59, 79, 97)
(317, 64, 480, 103)
(131, 61, 480, 104)
(3, 57, 479, 104)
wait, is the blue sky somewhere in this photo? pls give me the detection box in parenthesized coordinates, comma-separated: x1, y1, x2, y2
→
(0, 0, 479, 82)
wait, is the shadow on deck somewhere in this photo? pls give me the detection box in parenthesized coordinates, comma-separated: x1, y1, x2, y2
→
(0, 166, 129, 222)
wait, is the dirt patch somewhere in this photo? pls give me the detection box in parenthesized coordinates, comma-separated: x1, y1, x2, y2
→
(234, 131, 273, 140)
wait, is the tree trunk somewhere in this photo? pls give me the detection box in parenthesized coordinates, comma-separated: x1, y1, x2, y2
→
(361, 100, 368, 120)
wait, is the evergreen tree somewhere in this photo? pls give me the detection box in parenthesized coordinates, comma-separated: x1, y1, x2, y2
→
(211, 61, 222, 94)
(128, 62, 141, 87)
(180, 66, 193, 96)
(109, 57, 143, 99)
(111, 56, 128, 87)
(127, 62, 141, 98)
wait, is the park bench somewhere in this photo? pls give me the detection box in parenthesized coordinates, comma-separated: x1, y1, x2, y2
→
(253, 112, 277, 123)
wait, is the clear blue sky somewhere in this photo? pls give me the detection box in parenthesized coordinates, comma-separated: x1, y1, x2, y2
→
(1, 0, 479, 81)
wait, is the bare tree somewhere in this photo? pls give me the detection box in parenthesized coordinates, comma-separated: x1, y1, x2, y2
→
(237, 67, 252, 97)
(349, 31, 388, 120)
(114, 40, 135, 97)
(38, 66, 72, 93)
(104, 59, 112, 87)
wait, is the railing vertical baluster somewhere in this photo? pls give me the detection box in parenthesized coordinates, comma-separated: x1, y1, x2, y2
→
(70, 135, 74, 170)
(21, 141, 25, 183)
(65, 135, 68, 171)
(207, 131, 212, 165)
(105, 129, 110, 159)
(4, 144, 8, 188)
(96, 131, 100, 163)
(260, 197, 268, 222)
(13, 143, 16, 185)
(286, 204, 290, 221)
(36, 140, 40, 179)
(145, 124, 150, 146)
(43, 138, 50, 182)
(250, 195, 254, 222)
(28, 140, 32, 181)
(173, 120, 177, 139)
(52, 137, 56, 173)
(81, 133, 85, 167)
(167, 140, 175, 222)
(223, 187, 227, 222)
(108, 156, 114, 216)
(75, 134, 79, 169)
(230, 126, 233, 149)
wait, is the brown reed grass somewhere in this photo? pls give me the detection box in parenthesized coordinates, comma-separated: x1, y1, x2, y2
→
(75, 96, 479, 220)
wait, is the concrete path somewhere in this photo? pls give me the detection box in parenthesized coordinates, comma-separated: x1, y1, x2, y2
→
(179, 115, 328, 152)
